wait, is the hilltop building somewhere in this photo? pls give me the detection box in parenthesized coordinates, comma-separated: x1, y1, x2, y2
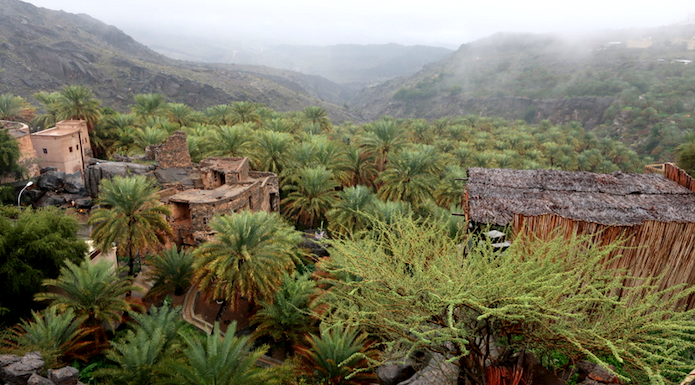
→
(30, 120, 92, 175)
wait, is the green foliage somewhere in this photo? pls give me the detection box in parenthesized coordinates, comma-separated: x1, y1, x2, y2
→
(0, 93, 35, 122)
(145, 246, 195, 297)
(89, 175, 172, 277)
(251, 272, 318, 354)
(55, 85, 102, 130)
(194, 210, 302, 308)
(0, 129, 23, 179)
(282, 166, 340, 228)
(158, 322, 277, 385)
(35, 257, 141, 331)
(294, 324, 378, 385)
(95, 305, 186, 385)
(676, 138, 695, 176)
(2, 307, 88, 368)
(317, 215, 695, 384)
(0, 206, 87, 325)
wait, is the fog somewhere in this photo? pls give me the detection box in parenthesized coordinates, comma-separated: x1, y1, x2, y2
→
(24, 0, 695, 49)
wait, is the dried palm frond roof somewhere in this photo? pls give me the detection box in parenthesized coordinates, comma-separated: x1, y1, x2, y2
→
(466, 167, 695, 226)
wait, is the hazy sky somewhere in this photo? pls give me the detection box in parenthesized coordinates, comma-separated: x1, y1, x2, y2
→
(24, 0, 695, 48)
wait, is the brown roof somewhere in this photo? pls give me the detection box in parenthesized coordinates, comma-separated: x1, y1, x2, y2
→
(466, 167, 695, 226)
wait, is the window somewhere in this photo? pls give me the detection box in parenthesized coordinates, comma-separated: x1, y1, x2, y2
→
(69, 146, 73, 153)
(76, 144, 79, 150)
(42, 148, 47, 154)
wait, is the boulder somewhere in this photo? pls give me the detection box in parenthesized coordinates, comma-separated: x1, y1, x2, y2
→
(378, 360, 416, 385)
(0, 354, 21, 367)
(36, 192, 67, 207)
(62, 171, 85, 194)
(74, 197, 93, 209)
(27, 373, 55, 385)
(397, 353, 457, 385)
(84, 161, 155, 197)
(48, 366, 79, 385)
(2, 351, 44, 385)
(37, 171, 66, 190)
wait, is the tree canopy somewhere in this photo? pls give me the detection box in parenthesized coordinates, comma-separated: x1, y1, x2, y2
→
(316, 214, 695, 384)
(0, 207, 87, 325)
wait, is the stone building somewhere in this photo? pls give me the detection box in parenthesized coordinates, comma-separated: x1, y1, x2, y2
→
(30, 120, 92, 175)
(84, 131, 280, 245)
(162, 157, 279, 245)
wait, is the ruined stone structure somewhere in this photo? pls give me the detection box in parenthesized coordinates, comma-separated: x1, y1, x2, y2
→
(163, 157, 279, 245)
(144, 130, 192, 168)
(84, 131, 280, 245)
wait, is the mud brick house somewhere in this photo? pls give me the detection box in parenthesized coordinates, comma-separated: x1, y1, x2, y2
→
(31, 120, 92, 175)
(84, 131, 280, 246)
(162, 157, 279, 245)
(463, 164, 695, 309)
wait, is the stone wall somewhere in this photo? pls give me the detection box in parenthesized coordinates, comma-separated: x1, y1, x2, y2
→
(145, 131, 192, 169)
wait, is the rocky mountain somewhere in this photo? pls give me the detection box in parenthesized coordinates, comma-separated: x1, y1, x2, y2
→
(349, 27, 695, 130)
(0, 0, 361, 123)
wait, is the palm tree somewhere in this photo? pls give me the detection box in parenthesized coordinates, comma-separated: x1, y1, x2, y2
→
(251, 272, 318, 355)
(3, 307, 89, 368)
(145, 246, 195, 298)
(302, 106, 331, 132)
(376, 149, 440, 209)
(95, 306, 186, 385)
(133, 126, 169, 152)
(295, 325, 378, 385)
(282, 166, 340, 228)
(194, 211, 302, 320)
(32, 91, 61, 130)
(0, 93, 35, 123)
(35, 257, 140, 351)
(131, 94, 167, 120)
(434, 165, 466, 209)
(205, 104, 236, 125)
(159, 323, 275, 385)
(54, 85, 102, 131)
(326, 185, 378, 234)
(360, 118, 407, 172)
(204, 124, 254, 157)
(229, 101, 261, 127)
(250, 130, 293, 175)
(89, 175, 172, 278)
(166, 103, 200, 127)
(96, 328, 169, 385)
(344, 145, 378, 188)
(312, 136, 349, 184)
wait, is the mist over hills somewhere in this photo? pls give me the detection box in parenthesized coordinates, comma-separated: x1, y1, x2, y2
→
(134, 30, 453, 88)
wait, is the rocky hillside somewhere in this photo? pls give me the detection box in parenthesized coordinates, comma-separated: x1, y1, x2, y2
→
(349, 27, 695, 130)
(0, 0, 360, 123)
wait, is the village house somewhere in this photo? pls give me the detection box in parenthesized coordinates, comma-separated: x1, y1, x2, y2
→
(463, 164, 695, 309)
(161, 156, 279, 245)
(30, 120, 92, 175)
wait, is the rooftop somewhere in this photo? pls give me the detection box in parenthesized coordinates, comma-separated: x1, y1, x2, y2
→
(466, 167, 695, 226)
(168, 184, 251, 204)
(31, 120, 85, 137)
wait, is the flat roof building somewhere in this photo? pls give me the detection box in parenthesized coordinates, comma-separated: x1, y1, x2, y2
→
(31, 120, 92, 174)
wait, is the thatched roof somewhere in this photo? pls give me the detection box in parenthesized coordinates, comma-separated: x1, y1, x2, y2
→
(465, 167, 695, 226)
